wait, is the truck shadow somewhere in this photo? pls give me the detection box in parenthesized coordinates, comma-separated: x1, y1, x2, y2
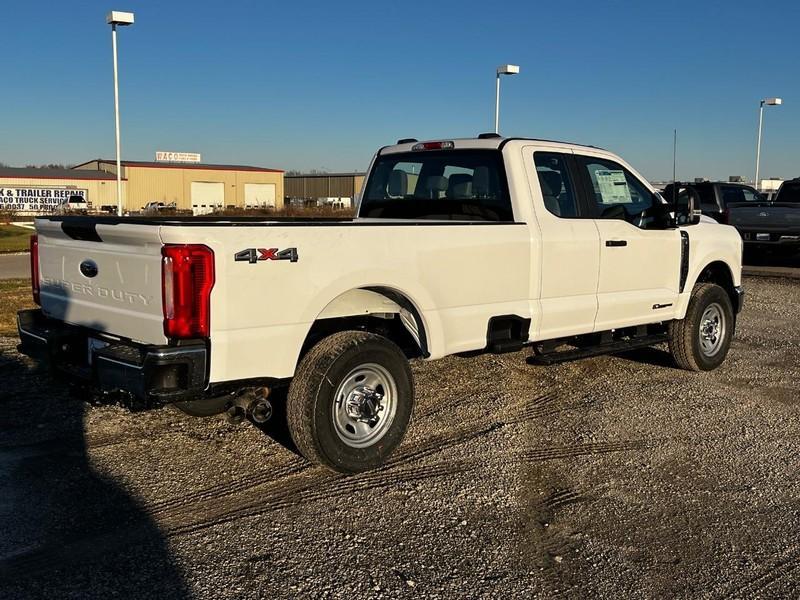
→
(0, 283, 190, 598)
(611, 346, 678, 368)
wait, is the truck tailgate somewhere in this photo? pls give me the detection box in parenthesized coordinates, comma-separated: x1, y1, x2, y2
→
(728, 205, 800, 232)
(36, 219, 167, 345)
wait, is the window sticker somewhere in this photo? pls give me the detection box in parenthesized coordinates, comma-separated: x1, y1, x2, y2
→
(595, 170, 632, 204)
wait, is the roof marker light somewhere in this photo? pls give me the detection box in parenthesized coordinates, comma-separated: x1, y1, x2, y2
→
(411, 141, 455, 151)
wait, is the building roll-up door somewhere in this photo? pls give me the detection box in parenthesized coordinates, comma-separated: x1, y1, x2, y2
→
(191, 181, 224, 215)
(244, 183, 276, 208)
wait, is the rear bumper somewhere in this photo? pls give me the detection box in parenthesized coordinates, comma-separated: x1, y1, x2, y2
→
(17, 309, 208, 408)
(739, 231, 800, 246)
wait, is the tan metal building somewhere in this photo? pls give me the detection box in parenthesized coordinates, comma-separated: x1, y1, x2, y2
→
(73, 159, 284, 213)
(0, 167, 124, 215)
(285, 172, 365, 204)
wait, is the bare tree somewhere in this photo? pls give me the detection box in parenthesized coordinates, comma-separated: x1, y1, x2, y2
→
(24, 163, 72, 169)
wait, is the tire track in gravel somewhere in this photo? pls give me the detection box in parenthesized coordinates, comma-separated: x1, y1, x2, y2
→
(537, 487, 598, 512)
(0, 436, 648, 582)
(0, 389, 648, 580)
(151, 393, 531, 529)
(415, 383, 565, 421)
(719, 544, 800, 599)
(147, 390, 541, 524)
(163, 461, 472, 538)
(161, 438, 650, 540)
(0, 390, 513, 580)
(516, 439, 648, 462)
(145, 457, 309, 516)
(547, 489, 587, 509)
(154, 394, 648, 535)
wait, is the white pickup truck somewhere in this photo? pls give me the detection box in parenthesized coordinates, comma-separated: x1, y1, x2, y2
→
(18, 135, 743, 472)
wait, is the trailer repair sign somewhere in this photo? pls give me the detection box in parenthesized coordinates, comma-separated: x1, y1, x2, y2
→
(0, 187, 87, 214)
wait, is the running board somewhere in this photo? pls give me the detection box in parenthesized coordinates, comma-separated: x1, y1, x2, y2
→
(530, 333, 669, 365)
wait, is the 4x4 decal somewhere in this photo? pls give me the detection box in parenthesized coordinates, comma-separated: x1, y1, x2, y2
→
(234, 247, 299, 264)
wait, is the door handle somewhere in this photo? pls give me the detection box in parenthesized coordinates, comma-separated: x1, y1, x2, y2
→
(605, 240, 628, 247)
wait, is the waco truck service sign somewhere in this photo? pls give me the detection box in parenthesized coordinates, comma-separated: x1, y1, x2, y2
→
(155, 151, 202, 163)
(0, 187, 87, 214)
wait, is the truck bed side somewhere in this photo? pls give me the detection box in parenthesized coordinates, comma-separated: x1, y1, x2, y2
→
(159, 221, 532, 382)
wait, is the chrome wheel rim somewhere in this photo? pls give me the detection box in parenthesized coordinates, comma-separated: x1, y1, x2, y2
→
(332, 363, 397, 448)
(699, 302, 726, 357)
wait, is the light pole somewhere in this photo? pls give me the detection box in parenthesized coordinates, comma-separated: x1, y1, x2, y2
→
(755, 97, 782, 191)
(494, 64, 519, 134)
(106, 11, 135, 216)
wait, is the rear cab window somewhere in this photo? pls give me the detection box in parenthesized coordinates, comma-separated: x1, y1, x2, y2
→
(695, 183, 719, 212)
(776, 180, 800, 203)
(662, 183, 717, 212)
(533, 153, 579, 218)
(719, 185, 762, 206)
(360, 150, 513, 221)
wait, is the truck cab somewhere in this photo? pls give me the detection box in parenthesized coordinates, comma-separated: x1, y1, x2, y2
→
(363, 138, 741, 340)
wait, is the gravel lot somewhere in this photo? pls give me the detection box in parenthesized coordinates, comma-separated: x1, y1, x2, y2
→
(0, 275, 798, 599)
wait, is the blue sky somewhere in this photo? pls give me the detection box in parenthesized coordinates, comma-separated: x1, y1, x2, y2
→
(1, 0, 798, 180)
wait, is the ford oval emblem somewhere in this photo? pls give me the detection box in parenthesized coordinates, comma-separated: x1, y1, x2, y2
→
(80, 259, 98, 278)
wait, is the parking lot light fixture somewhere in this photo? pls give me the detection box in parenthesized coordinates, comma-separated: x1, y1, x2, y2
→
(106, 11, 135, 216)
(755, 97, 782, 191)
(494, 64, 520, 134)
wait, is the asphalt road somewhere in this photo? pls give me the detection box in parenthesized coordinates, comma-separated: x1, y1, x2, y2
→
(0, 254, 29, 280)
(0, 274, 798, 599)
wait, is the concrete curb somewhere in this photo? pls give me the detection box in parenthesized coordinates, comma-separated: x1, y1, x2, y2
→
(743, 266, 800, 280)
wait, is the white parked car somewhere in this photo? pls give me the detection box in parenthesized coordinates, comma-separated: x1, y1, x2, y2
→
(19, 135, 743, 472)
(142, 201, 177, 214)
(53, 195, 88, 214)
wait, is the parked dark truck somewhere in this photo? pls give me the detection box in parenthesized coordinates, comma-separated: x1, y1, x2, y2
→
(663, 180, 800, 251)
(730, 178, 800, 249)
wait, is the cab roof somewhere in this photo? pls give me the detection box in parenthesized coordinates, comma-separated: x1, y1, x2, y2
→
(379, 135, 605, 155)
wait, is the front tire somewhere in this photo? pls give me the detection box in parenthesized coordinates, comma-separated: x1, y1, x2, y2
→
(286, 331, 414, 472)
(668, 283, 734, 371)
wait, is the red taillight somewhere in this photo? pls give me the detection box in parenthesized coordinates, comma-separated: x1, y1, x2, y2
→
(161, 244, 215, 339)
(721, 209, 730, 224)
(30, 234, 40, 305)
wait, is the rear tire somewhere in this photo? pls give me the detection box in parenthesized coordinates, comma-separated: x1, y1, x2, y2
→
(668, 283, 734, 371)
(286, 331, 414, 472)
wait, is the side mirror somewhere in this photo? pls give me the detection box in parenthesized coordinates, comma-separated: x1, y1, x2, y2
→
(647, 195, 674, 229)
(672, 186, 702, 226)
(686, 193, 702, 225)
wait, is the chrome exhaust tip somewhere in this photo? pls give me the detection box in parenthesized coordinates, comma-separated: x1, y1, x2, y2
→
(247, 398, 273, 424)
